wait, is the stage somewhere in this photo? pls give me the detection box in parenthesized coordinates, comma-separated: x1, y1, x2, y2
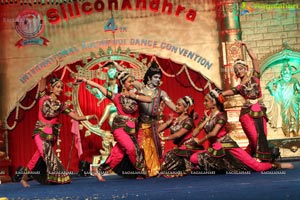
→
(1, 161, 300, 200)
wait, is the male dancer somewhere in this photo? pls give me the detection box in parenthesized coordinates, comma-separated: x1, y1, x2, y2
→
(113, 61, 176, 177)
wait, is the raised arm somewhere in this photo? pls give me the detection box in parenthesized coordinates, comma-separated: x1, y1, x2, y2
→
(112, 61, 125, 72)
(236, 40, 259, 73)
(38, 77, 47, 91)
(38, 77, 47, 98)
(113, 60, 142, 89)
(75, 77, 109, 97)
(221, 89, 235, 97)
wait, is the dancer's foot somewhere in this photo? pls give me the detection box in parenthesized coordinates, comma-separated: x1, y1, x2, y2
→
(20, 179, 30, 188)
(95, 173, 106, 182)
(273, 162, 294, 169)
(279, 162, 294, 169)
(92, 167, 106, 182)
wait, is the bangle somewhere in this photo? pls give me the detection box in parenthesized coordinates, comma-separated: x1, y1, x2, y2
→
(85, 115, 90, 120)
(135, 94, 139, 100)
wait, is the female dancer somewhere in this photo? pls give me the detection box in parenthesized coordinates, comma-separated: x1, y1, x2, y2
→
(21, 77, 98, 188)
(158, 96, 202, 178)
(221, 40, 271, 161)
(188, 89, 294, 173)
(75, 71, 152, 181)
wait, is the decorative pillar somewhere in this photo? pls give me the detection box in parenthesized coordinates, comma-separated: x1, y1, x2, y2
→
(216, 0, 248, 145)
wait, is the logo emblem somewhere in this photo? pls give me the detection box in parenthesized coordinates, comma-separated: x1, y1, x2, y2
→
(15, 9, 49, 48)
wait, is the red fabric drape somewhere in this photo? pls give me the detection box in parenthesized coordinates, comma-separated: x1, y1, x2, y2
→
(7, 54, 213, 176)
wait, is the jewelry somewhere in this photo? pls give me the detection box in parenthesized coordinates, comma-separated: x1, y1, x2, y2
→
(206, 110, 219, 122)
(145, 85, 158, 97)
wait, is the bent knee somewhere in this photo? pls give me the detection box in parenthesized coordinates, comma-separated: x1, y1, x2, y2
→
(190, 153, 198, 164)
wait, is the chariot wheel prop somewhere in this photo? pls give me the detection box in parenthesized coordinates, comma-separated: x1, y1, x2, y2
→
(71, 48, 148, 163)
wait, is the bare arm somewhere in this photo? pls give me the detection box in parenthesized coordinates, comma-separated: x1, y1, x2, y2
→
(128, 91, 152, 103)
(76, 77, 109, 97)
(132, 80, 143, 91)
(161, 128, 189, 142)
(68, 111, 98, 122)
(112, 61, 125, 71)
(194, 124, 222, 146)
(236, 40, 259, 73)
(157, 114, 174, 133)
(38, 77, 47, 98)
(164, 99, 176, 112)
(113, 61, 142, 88)
(222, 89, 235, 97)
(38, 77, 47, 92)
(192, 115, 210, 137)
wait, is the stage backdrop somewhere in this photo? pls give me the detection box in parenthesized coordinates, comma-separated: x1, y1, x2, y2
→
(0, 0, 220, 121)
(0, 0, 221, 174)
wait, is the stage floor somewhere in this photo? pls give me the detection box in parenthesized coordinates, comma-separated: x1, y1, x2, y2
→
(1, 162, 300, 200)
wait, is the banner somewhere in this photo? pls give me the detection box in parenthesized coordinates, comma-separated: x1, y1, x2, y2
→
(0, 0, 220, 120)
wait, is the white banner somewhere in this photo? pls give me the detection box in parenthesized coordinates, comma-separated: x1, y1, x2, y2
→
(0, 0, 220, 120)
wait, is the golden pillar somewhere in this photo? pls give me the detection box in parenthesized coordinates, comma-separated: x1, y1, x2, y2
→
(216, 0, 248, 144)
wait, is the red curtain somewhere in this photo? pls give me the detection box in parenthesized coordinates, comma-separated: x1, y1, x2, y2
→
(7, 54, 214, 176)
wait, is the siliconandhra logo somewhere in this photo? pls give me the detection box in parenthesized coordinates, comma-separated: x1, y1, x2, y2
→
(240, 2, 299, 16)
(15, 9, 49, 48)
(240, 2, 254, 16)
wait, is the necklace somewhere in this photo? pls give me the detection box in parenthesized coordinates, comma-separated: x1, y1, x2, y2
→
(174, 114, 188, 125)
(49, 94, 57, 101)
(208, 110, 219, 121)
(145, 85, 158, 97)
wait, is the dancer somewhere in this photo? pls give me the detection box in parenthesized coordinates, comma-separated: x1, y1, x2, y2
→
(21, 77, 98, 188)
(189, 89, 294, 173)
(75, 71, 152, 181)
(158, 96, 202, 178)
(221, 40, 272, 161)
(113, 61, 176, 177)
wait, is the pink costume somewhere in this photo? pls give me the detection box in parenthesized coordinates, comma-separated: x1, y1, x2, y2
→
(26, 95, 71, 184)
(190, 111, 273, 173)
(232, 73, 271, 161)
(99, 93, 145, 178)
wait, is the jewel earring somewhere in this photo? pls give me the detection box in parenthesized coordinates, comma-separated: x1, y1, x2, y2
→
(147, 77, 151, 85)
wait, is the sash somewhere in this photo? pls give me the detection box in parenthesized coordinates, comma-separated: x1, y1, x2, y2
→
(151, 89, 163, 158)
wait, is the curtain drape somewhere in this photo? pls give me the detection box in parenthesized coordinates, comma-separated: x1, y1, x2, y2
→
(7, 54, 214, 175)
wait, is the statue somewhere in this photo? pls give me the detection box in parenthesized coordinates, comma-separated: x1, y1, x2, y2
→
(83, 63, 118, 163)
(85, 64, 118, 129)
(266, 61, 300, 137)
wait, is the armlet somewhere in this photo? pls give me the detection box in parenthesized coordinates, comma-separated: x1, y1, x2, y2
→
(107, 90, 113, 99)
(39, 90, 46, 98)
